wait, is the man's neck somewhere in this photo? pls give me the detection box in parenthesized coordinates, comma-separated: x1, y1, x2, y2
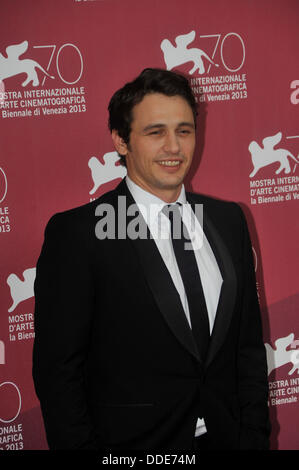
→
(126, 176, 183, 203)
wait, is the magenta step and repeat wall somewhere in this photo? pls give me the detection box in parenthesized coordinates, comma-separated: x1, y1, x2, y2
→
(0, 0, 298, 451)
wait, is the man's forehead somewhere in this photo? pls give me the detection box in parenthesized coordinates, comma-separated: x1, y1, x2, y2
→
(131, 93, 194, 127)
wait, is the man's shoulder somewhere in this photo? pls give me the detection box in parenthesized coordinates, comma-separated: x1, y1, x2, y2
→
(187, 190, 242, 216)
(44, 187, 118, 234)
(187, 191, 246, 237)
(187, 191, 249, 253)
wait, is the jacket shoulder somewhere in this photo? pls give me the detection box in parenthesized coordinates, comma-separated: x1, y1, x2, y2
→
(45, 188, 117, 231)
(38, 189, 119, 253)
(187, 191, 242, 217)
(187, 191, 248, 241)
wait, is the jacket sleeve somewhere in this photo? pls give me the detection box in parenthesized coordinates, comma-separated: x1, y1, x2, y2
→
(32, 213, 99, 449)
(236, 207, 271, 450)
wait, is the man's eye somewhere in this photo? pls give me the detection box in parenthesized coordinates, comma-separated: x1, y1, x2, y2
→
(148, 130, 162, 135)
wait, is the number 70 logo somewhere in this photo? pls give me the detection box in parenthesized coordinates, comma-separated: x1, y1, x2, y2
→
(33, 43, 83, 86)
(200, 32, 246, 74)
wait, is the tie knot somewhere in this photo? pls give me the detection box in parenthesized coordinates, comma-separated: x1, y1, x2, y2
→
(162, 203, 181, 220)
(162, 203, 186, 240)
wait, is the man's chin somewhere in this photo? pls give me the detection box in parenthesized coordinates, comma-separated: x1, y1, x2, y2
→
(155, 177, 185, 191)
(149, 179, 185, 201)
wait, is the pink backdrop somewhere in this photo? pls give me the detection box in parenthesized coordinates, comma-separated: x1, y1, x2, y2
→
(0, 0, 298, 450)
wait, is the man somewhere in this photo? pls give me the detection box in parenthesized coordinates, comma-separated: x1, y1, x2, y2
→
(33, 68, 270, 451)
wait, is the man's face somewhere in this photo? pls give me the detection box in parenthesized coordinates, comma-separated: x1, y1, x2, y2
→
(113, 93, 196, 202)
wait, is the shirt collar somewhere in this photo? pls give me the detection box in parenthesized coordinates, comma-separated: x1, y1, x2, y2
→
(125, 175, 187, 226)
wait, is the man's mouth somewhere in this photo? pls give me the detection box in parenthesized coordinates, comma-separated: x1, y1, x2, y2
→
(157, 160, 181, 167)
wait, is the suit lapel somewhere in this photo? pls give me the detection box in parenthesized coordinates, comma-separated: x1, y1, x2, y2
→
(133, 234, 201, 362)
(112, 180, 237, 367)
(113, 180, 201, 363)
(187, 193, 237, 369)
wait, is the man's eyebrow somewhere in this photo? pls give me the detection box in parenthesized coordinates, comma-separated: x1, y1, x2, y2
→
(142, 123, 165, 132)
(142, 122, 195, 132)
(177, 122, 195, 129)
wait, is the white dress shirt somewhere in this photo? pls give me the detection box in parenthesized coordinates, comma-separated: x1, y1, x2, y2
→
(125, 176, 223, 437)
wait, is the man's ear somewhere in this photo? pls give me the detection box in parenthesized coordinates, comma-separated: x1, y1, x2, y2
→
(111, 130, 128, 156)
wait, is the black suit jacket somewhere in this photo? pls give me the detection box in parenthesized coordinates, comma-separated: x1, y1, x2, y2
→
(32, 179, 270, 450)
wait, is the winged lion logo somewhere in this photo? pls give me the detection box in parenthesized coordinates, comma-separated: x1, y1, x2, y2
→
(0, 40, 54, 87)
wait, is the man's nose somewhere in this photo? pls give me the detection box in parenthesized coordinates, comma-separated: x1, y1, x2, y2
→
(163, 132, 180, 154)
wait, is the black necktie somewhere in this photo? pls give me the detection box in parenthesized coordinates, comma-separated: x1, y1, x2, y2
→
(163, 204, 210, 362)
